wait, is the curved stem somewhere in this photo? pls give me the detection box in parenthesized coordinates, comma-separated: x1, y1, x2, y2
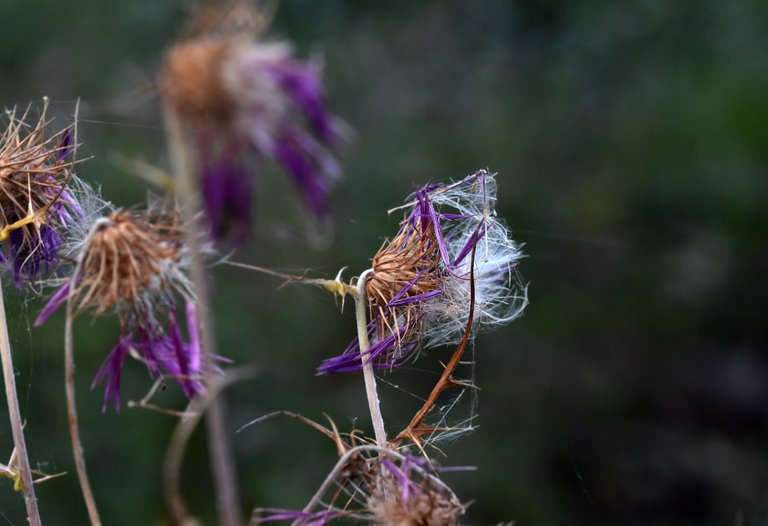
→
(164, 107, 242, 526)
(65, 291, 102, 525)
(164, 368, 253, 526)
(0, 277, 41, 526)
(163, 395, 207, 525)
(354, 270, 387, 450)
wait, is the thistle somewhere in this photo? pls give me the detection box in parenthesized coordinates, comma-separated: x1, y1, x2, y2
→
(319, 169, 528, 374)
(159, 2, 343, 242)
(254, 445, 465, 526)
(0, 100, 83, 286)
(35, 204, 216, 410)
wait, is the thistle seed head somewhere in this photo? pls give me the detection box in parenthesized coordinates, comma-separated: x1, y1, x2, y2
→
(71, 207, 190, 317)
(158, 3, 343, 241)
(366, 215, 442, 341)
(0, 100, 82, 285)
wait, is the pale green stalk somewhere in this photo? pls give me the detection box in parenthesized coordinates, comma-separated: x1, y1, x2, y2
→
(163, 107, 242, 526)
(0, 277, 41, 526)
(354, 270, 387, 449)
(65, 294, 102, 526)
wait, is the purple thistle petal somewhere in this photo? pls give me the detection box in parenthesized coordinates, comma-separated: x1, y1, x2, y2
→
(91, 334, 133, 412)
(185, 297, 202, 376)
(200, 155, 253, 243)
(167, 309, 203, 398)
(380, 458, 425, 510)
(317, 320, 420, 374)
(266, 58, 339, 146)
(273, 129, 333, 218)
(386, 269, 443, 307)
(56, 129, 73, 161)
(7, 223, 64, 286)
(451, 218, 487, 268)
(34, 281, 71, 326)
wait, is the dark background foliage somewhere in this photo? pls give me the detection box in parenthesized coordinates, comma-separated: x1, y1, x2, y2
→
(1, 1, 767, 524)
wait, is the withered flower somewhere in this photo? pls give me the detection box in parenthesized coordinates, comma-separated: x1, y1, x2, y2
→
(255, 445, 465, 525)
(0, 101, 82, 285)
(159, 2, 342, 242)
(35, 205, 218, 410)
(318, 170, 528, 374)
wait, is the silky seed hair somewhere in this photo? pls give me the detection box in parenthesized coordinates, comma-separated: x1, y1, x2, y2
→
(421, 170, 528, 348)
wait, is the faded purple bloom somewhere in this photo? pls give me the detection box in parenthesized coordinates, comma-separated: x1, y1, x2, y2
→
(35, 207, 222, 410)
(319, 170, 528, 374)
(160, 15, 343, 243)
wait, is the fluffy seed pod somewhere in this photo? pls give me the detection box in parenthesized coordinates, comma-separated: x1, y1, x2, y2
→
(319, 170, 528, 375)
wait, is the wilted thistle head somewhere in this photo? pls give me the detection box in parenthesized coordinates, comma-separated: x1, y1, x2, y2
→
(319, 170, 528, 374)
(35, 203, 217, 410)
(159, 1, 342, 242)
(256, 445, 464, 526)
(0, 100, 83, 286)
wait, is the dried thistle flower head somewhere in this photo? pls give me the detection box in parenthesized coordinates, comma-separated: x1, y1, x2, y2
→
(68, 208, 189, 316)
(366, 210, 442, 342)
(35, 202, 220, 410)
(368, 457, 464, 526)
(255, 445, 465, 526)
(159, 2, 343, 242)
(319, 170, 528, 375)
(0, 100, 83, 285)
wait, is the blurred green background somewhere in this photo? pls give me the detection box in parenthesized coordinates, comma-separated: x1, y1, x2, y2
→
(1, 0, 767, 524)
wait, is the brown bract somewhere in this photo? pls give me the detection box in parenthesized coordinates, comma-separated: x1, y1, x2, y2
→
(366, 218, 442, 339)
(0, 106, 73, 241)
(73, 210, 184, 315)
(159, 38, 234, 126)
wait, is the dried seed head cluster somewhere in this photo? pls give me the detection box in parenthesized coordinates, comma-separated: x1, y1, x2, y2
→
(319, 170, 527, 375)
(35, 203, 215, 410)
(159, 1, 343, 242)
(0, 100, 82, 285)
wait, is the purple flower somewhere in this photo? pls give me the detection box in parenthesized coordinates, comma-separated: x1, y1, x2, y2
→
(35, 207, 222, 410)
(160, 15, 343, 243)
(319, 170, 528, 374)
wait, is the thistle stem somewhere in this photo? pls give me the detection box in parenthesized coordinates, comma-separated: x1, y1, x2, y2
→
(0, 278, 41, 526)
(354, 270, 387, 450)
(164, 107, 242, 526)
(64, 289, 102, 525)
